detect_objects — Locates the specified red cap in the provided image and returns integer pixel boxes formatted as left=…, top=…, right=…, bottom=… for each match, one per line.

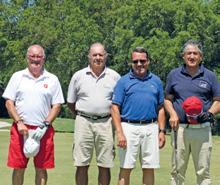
left=182, top=96, right=203, bottom=124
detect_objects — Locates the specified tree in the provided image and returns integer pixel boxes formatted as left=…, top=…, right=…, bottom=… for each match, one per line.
left=1, top=0, right=219, bottom=101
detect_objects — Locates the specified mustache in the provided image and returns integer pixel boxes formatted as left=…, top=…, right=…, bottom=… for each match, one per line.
left=94, top=59, right=103, bottom=62
left=30, top=61, right=41, bottom=65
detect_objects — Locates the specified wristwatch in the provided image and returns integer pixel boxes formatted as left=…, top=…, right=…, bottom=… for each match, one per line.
left=159, top=128, right=166, bottom=134
left=15, top=119, right=23, bottom=124
left=43, top=121, right=50, bottom=127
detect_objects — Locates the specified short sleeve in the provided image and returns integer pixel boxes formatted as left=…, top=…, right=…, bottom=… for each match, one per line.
left=165, top=71, right=173, bottom=97
left=51, top=77, right=65, bottom=105
left=2, top=73, right=21, bottom=101
left=67, top=74, right=78, bottom=103
left=112, top=79, right=125, bottom=106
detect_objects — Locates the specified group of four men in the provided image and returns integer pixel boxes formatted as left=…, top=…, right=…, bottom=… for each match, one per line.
left=2, top=40, right=220, bottom=185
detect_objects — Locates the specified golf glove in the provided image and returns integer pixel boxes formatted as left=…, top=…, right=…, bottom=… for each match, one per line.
left=197, top=112, right=215, bottom=123
left=32, top=125, right=48, bottom=140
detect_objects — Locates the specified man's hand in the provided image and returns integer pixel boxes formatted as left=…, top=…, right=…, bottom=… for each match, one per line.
left=197, top=112, right=215, bottom=123
left=116, top=131, right=127, bottom=149
left=159, top=132, right=166, bottom=149
left=17, top=121, right=28, bottom=136
left=32, top=125, right=48, bottom=140
left=169, top=112, right=179, bottom=129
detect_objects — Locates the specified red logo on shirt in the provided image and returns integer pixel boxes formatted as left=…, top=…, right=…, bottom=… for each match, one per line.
left=44, top=84, right=48, bottom=88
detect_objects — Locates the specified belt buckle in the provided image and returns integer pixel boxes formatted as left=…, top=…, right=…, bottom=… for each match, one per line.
left=91, top=115, right=98, bottom=120
left=140, top=120, right=145, bottom=124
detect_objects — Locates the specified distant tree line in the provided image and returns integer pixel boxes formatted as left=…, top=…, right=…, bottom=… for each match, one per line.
left=0, top=0, right=220, bottom=120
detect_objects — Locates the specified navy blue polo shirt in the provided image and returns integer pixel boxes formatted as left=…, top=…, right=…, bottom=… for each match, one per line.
left=112, top=70, right=164, bottom=120
left=165, top=64, right=220, bottom=123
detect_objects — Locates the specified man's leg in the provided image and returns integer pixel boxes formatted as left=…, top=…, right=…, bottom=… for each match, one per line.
left=35, top=168, right=47, bottom=185
left=9, top=124, right=28, bottom=185
left=94, top=118, right=114, bottom=185
left=118, top=168, right=132, bottom=185
left=12, top=169, right=25, bottom=185
left=74, top=117, right=94, bottom=185
left=142, top=168, right=154, bottom=185
left=75, top=166, right=89, bottom=185
left=191, top=127, right=212, bottom=185
left=171, top=127, right=190, bottom=185
left=98, top=166, right=110, bottom=185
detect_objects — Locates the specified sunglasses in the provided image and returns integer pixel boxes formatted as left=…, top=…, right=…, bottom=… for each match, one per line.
left=132, top=60, right=147, bottom=64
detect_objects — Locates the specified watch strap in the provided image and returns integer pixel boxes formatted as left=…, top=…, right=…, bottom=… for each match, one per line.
left=159, top=128, right=166, bottom=134
left=43, top=121, right=50, bottom=127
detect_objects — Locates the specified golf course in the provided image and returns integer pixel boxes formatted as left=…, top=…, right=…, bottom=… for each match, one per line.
left=1, top=118, right=220, bottom=185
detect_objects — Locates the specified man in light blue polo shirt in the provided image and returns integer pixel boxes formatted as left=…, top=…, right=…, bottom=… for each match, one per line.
left=67, top=42, right=120, bottom=185
left=164, top=40, right=220, bottom=185
left=111, top=47, right=166, bottom=185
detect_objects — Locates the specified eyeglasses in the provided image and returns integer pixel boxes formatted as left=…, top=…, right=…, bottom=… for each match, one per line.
left=132, top=60, right=147, bottom=64
left=28, top=55, right=44, bottom=60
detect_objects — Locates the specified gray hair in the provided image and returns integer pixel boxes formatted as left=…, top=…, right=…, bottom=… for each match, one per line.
left=26, top=44, right=46, bottom=58
left=88, top=42, right=107, bottom=56
left=181, top=40, right=203, bottom=56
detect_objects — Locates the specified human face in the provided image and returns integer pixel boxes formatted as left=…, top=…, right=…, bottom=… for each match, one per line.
left=182, top=44, right=202, bottom=68
left=27, top=45, right=45, bottom=78
left=88, top=44, right=107, bottom=73
left=131, top=52, right=149, bottom=77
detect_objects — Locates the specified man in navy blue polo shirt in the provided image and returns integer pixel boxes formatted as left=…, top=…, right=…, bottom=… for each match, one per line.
left=111, top=47, right=166, bottom=185
left=164, top=40, right=220, bottom=185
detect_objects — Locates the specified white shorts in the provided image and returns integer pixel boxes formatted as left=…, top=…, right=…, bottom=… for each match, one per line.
left=119, top=122, right=160, bottom=169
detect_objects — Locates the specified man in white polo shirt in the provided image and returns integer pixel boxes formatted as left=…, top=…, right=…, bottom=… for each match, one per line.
left=3, top=44, right=64, bottom=185
left=67, top=42, right=120, bottom=185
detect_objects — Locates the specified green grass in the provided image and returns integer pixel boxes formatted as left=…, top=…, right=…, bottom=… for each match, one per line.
left=1, top=118, right=220, bottom=185
left=0, top=118, right=74, bottom=132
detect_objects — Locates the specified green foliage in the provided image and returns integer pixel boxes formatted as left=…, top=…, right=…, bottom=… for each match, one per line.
left=1, top=0, right=220, bottom=116
left=59, top=104, right=74, bottom=119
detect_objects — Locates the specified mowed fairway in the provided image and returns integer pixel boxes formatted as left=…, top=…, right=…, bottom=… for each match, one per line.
left=0, top=119, right=220, bottom=185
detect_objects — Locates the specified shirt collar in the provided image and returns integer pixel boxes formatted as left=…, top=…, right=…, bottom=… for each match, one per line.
left=86, top=65, right=107, bottom=76
left=181, top=64, right=204, bottom=77
left=129, top=69, right=152, bottom=80
left=23, top=68, right=49, bottom=79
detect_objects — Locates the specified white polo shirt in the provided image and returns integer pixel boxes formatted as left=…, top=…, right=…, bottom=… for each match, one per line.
left=3, top=68, right=64, bottom=126
left=67, top=66, right=120, bottom=114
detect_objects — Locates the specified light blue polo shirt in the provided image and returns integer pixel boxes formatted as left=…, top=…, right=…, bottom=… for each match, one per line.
left=112, top=70, right=164, bottom=120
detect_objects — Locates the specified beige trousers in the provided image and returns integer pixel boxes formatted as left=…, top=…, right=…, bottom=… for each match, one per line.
left=171, top=125, right=212, bottom=185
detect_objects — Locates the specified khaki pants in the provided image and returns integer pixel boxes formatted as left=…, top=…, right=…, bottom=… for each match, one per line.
left=171, top=125, right=212, bottom=185
left=73, top=115, right=114, bottom=168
